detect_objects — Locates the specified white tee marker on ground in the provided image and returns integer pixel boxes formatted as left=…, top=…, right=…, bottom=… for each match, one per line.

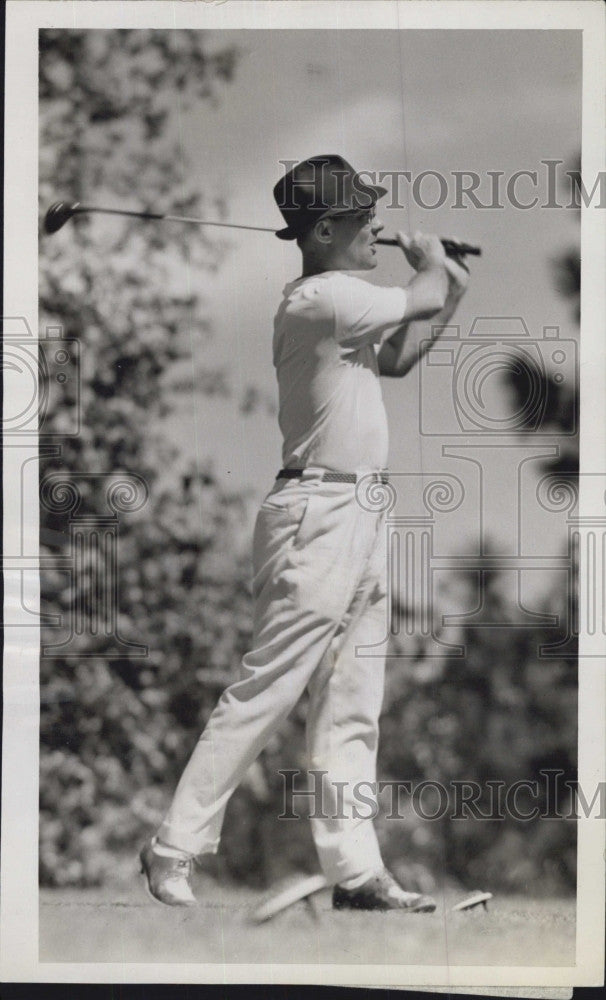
left=452, top=891, right=494, bottom=912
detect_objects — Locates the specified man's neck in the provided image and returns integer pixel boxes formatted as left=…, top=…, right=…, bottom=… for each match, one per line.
left=301, top=251, right=347, bottom=277
left=301, top=260, right=329, bottom=278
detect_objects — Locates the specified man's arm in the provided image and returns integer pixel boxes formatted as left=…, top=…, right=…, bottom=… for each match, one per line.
left=378, top=250, right=469, bottom=378
left=398, top=231, right=449, bottom=321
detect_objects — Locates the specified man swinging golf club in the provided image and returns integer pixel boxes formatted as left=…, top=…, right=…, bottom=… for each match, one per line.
left=140, top=155, right=470, bottom=911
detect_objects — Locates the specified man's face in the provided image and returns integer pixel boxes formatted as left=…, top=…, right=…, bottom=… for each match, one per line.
left=327, top=207, right=384, bottom=271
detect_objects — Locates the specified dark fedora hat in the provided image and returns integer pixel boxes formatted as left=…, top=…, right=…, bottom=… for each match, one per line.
left=273, top=154, right=387, bottom=241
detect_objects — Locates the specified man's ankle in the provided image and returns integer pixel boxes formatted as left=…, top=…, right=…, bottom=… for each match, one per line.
left=338, top=866, right=384, bottom=890
left=151, top=836, right=193, bottom=860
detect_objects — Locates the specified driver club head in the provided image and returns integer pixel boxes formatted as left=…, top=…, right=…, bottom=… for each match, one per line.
left=43, top=201, right=81, bottom=235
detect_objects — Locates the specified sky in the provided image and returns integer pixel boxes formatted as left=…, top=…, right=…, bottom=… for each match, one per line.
left=161, top=28, right=581, bottom=600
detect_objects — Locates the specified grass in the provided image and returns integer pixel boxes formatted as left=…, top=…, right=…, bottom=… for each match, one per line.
left=39, top=870, right=576, bottom=968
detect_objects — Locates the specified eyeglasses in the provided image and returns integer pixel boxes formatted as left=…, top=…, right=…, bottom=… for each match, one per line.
left=328, top=208, right=377, bottom=226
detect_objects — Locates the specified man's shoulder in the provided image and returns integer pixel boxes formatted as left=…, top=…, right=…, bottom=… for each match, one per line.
left=280, top=272, right=338, bottom=318
left=328, top=272, right=396, bottom=312
left=283, top=271, right=370, bottom=293
left=297, top=270, right=376, bottom=303
left=322, top=270, right=373, bottom=289
left=277, top=272, right=389, bottom=329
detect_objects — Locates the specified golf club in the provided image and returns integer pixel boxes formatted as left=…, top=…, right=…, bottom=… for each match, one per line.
left=43, top=200, right=482, bottom=257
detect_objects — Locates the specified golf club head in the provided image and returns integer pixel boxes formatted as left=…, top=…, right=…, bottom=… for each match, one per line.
left=44, top=201, right=80, bottom=235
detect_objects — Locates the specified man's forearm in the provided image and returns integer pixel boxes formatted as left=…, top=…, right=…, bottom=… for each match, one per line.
left=403, top=264, right=449, bottom=321
left=378, top=286, right=465, bottom=377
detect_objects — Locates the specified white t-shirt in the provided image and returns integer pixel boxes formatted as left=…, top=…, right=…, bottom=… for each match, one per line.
left=273, top=271, right=408, bottom=473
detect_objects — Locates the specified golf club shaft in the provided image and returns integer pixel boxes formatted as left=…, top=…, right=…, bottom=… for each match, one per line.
left=59, top=203, right=482, bottom=255
left=72, top=204, right=282, bottom=234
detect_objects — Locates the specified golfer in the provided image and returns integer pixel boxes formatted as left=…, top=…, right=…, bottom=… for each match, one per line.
left=140, top=155, right=470, bottom=910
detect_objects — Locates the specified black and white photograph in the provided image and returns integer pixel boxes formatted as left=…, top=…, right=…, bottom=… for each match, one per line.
left=1, top=0, right=605, bottom=989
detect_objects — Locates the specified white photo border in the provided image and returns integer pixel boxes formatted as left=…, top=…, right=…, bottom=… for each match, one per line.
left=2, top=0, right=604, bottom=987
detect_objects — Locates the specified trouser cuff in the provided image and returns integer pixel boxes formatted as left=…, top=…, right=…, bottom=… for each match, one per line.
left=337, top=866, right=384, bottom=890
left=156, top=822, right=220, bottom=859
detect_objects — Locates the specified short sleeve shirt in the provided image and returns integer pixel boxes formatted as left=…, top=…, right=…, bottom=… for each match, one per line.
left=273, top=271, right=408, bottom=473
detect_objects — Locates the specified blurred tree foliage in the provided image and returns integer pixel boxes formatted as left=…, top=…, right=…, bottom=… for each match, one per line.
left=503, top=153, right=580, bottom=479
left=552, top=155, right=581, bottom=326
left=38, top=31, right=579, bottom=895
left=376, top=570, right=577, bottom=896
left=38, top=29, right=255, bottom=887
left=437, top=155, right=582, bottom=894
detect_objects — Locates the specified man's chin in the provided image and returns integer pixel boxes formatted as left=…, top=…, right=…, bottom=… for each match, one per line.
left=344, top=254, right=378, bottom=272
left=357, top=254, right=378, bottom=270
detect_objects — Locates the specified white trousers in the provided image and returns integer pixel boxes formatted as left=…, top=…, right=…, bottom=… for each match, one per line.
left=157, top=470, right=389, bottom=885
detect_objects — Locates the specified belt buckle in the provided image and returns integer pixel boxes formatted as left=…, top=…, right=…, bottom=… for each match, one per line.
left=372, top=471, right=389, bottom=485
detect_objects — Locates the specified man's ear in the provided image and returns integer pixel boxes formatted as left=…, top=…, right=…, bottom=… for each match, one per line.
left=314, top=219, right=334, bottom=245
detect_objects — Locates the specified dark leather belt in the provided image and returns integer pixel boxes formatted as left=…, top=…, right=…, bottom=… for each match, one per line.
left=277, top=468, right=389, bottom=485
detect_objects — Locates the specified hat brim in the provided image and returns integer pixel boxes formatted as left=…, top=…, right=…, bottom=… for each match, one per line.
left=275, top=183, right=388, bottom=241
left=275, top=226, right=300, bottom=241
